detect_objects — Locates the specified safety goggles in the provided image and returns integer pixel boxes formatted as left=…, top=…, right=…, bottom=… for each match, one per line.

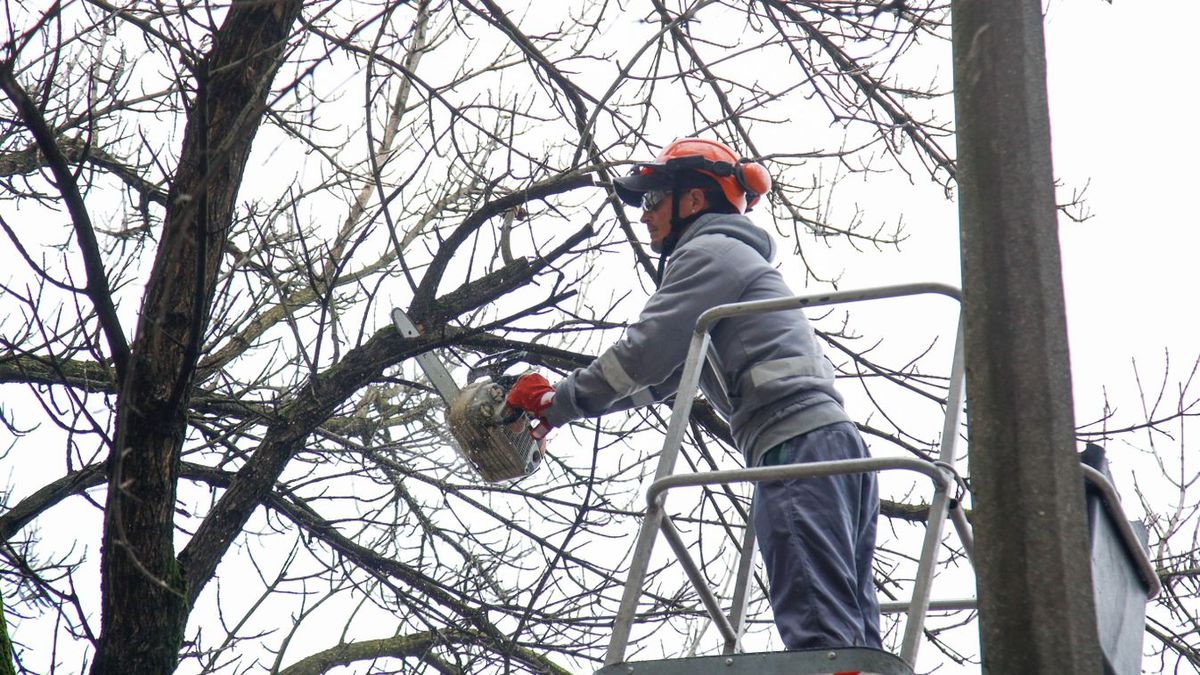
left=641, top=189, right=669, bottom=211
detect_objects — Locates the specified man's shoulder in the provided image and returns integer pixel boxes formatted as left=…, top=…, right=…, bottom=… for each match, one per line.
left=662, top=235, right=771, bottom=292
left=678, top=228, right=754, bottom=253
left=674, top=230, right=769, bottom=268
left=678, top=214, right=774, bottom=259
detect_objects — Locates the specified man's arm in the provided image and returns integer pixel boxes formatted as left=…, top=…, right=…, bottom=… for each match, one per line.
left=542, top=242, right=746, bottom=428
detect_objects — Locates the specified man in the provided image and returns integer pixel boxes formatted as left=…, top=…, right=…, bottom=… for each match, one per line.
left=507, top=138, right=882, bottom=650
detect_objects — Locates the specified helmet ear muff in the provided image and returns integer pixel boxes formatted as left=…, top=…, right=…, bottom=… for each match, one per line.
left=735, top=160, right=772, bottom=211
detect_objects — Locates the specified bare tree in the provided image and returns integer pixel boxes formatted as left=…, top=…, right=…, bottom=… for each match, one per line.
left=0, top=1, right=1193, bottom=674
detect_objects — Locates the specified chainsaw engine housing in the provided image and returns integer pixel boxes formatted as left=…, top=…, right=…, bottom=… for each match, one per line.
left=446, top=379, right=544, bottom=482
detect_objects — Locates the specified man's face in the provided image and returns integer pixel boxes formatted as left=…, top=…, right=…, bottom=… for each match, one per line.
left=640, top=188, right=705, bottom=253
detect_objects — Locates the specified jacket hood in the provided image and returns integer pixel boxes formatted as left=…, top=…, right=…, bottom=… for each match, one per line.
left=674, top=212, right=776, bottom=263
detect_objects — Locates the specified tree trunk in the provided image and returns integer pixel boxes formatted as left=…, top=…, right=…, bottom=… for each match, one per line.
left=91, top=2, right=304, bottom=673
left=0, top=596, right=15, bottom=675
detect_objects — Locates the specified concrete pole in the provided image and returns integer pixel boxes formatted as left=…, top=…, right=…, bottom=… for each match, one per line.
left=951, top=1, right=1103, bottom=672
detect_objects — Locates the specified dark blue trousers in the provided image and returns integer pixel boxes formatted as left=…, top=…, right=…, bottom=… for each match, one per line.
left=751, top=421, right=882, bottom=650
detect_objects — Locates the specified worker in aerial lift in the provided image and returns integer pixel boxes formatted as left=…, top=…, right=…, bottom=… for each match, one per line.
left=505, top=137, right=882, bottom=651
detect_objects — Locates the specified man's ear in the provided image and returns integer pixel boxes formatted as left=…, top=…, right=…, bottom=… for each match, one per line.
left=688, top=187, right=709, bottom=214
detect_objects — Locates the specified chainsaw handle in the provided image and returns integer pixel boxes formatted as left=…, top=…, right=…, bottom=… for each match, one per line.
left=494, top=373, right=521, bottom=390
left=498, top=404, right=524, bottom=425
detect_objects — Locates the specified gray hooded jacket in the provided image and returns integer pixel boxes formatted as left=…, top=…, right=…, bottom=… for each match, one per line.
left=543, top=212, right=849, bottom=466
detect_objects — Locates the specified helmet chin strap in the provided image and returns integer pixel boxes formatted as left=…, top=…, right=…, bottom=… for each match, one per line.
left=654, top=176, right=708, bottom=285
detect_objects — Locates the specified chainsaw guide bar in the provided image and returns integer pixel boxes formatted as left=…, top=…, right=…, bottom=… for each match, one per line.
left=391, top=308, right=543, bottom=482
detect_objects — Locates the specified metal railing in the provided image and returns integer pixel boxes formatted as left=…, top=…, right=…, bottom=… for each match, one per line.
left=603, top=283, right=970, bottom=668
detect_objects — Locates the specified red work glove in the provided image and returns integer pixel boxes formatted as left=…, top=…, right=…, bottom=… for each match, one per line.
left=506, top=373, right=556, bottom=417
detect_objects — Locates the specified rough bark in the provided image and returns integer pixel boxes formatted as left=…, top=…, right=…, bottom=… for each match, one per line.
left=0, top=596, right=14, bottom=675
left=91, top=2, right=305, bottom=673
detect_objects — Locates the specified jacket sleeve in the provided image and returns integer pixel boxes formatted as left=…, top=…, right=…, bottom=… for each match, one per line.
left=543, top=240, right=746, bottom=428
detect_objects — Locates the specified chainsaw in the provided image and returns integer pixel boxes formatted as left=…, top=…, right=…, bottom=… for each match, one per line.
left=391, top=308, right=545, bottom=482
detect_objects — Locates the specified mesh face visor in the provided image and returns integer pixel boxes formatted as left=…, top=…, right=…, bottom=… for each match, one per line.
left=641, top=189, right=669, bottom=211
left=613, top=149, right=769, bottom=214
left=614, top=161, right=720, bottom=207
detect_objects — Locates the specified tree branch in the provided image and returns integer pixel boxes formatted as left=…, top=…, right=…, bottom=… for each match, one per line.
left=409, top=171, right=595, bottom=320
left=0, top=65, right=131, bottom=383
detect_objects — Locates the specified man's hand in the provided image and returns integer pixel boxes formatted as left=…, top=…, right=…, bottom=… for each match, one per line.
left=507, top=373, right=555, bottom=441
left=506, top=373, right=556, bottom=417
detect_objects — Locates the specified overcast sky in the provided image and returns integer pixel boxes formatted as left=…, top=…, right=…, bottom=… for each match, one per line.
left=1, top=3, right=1191, bottom=671
left=1046, top=1, right=1198, bottom=428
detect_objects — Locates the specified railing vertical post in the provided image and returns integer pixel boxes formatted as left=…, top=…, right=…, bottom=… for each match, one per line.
left=723, top=506, right=757, bottom=655
left=604, top=331, right=713, bottom=666
left=900, top=318, right=966, bottom=664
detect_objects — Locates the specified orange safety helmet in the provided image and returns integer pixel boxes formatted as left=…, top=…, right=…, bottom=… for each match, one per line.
left=613, top=138, right=772, bottom=214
